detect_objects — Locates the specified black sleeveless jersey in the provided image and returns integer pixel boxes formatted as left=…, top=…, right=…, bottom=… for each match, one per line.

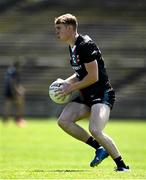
left=69, top=34, right=113, bottom=97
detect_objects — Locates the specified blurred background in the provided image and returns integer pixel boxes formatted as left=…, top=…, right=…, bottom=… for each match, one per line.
left=0, top=0, right=145, bottom=119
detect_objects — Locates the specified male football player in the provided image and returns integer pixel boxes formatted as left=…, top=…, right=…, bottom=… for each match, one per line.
left=54, top=13, right=129, bottom=171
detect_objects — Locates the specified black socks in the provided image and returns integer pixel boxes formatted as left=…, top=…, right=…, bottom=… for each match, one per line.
left=114, top=156, right=127, bottom=168
left=86, top=136, right=100, bottom=149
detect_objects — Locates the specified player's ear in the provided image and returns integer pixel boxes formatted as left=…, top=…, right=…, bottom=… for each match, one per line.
left=67, top=25, right=73, bottom=31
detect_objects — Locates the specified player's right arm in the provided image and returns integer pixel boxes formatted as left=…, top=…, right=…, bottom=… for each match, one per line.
left=65, top=73, right=78, bottom=84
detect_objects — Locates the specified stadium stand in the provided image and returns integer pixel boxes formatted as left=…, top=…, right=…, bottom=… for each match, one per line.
left=0, top=0, right=146, bottom=118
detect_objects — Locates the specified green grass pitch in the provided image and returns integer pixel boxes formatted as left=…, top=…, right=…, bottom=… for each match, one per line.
left=0, top=118, right=146, bottom=179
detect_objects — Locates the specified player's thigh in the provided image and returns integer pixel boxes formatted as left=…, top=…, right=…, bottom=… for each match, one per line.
left=89, top=103, right=110, bottom=132
left=59, top=102, right=90, bottom=123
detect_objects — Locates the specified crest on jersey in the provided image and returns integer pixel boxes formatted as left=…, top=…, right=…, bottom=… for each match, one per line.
left=72, top=54, right=77, bottom=64
left=72, top=54, right=80, bottom=65
left=77, top=55, right=80, bottom=62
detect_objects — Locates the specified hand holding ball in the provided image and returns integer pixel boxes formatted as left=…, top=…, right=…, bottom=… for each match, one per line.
left=49, top=79, right=71, bottom=104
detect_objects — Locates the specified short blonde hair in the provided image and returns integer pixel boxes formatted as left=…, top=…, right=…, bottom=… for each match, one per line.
left=54, top=13, right=78, bottom=30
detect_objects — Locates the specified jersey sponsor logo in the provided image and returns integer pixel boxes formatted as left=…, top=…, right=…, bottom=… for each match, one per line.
left=72, top=65, right=82, bottom=70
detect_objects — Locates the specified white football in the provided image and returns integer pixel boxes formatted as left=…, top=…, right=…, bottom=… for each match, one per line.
left=49, top=79, right=71, bottom=104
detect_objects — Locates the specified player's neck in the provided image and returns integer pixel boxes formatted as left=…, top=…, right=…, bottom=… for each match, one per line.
left=69, top=33, right=79, bottom=48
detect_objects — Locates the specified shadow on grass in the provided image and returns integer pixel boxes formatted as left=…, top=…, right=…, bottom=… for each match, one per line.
left=0, top=169, right=91, bottom=173
left=32, top=169, right=91, bottom=173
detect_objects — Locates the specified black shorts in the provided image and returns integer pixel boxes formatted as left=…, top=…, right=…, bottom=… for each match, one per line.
left=72, top=89, right=115, bottom=109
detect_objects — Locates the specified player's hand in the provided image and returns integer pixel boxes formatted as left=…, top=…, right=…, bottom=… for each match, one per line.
left=51, top=78, right=64, bottom=87
left=55, top=82, right=72, bottom=98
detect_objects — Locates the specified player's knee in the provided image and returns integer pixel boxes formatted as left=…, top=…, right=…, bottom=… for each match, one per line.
left=89, top=126, right=103, bottom=140
left=57, top=117, right=64, bottom=128
left=57, top=117, right=69, bottom=130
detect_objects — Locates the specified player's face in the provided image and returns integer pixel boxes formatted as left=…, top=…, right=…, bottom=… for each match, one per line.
left=55, top=24, right=71, bottom=42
